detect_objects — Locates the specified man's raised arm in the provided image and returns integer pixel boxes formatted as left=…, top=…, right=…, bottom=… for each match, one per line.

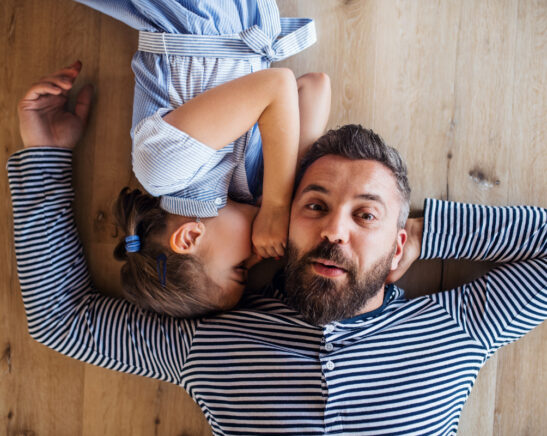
left=419, top=198, right=546, bottom=353
left=8, top=62, right=196, bottom=385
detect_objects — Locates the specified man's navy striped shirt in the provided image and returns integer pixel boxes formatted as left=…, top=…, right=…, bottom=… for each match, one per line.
left=8, top=148, right=547, bottom=435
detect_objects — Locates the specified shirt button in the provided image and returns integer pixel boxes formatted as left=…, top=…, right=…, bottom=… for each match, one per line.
left=326, top=360, right=335, bottom=370
left=325, top=343, right=334, bottom=352
left=214, top=197, right=222, bottom=206
left=325, top=325, right=334, bottom=334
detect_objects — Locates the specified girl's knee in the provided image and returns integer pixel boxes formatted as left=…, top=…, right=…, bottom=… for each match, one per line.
left=297, top=72, right=331, bottom=94
left=269, top=67, right=297, bottom=90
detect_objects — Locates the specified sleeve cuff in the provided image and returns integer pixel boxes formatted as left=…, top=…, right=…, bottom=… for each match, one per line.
left=420, top=198, right=447, bottom=260
left=7, top=147, right=73, bottom=172
left=7, top=147, right=74, bottom=197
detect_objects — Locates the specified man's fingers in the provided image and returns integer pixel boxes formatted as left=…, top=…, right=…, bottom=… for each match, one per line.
left=74, top=84, right=94, bottom=125
left=22, top=83, right=63, bottom=101
left=36, top=61, right=82, bottom=93
left=20, top=94, right=67, bottom=111
left=41, top=75, right=74, bottom=92
left=48, top=60, right=82, bottom=81
left=64, top=60, right=82, bottom=76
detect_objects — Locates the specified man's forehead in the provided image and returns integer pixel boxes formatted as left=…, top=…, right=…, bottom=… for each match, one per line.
left=297, top=155, right=398, bottom=196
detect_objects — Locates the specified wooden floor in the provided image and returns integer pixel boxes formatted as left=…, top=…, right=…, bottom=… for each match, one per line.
left=1, top=0, right=545, bottom=435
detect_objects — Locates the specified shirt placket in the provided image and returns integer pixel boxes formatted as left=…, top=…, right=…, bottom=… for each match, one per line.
left=320, top=323, right=344, bottom=434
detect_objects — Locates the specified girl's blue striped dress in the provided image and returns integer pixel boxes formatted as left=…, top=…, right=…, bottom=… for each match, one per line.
left=75, top=0, right=316, bottom=217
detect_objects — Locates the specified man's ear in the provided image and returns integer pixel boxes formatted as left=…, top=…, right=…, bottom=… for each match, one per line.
left=390, top=229, right=408, bottom=271
left=170, top=222, right=205, bottom=254
left=385, top=229, right=408, bottom=284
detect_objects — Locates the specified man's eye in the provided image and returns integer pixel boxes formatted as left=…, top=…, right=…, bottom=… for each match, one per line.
left=306, top=203, right=324, bottom=211
left=357, top=212, right=375, bottom=221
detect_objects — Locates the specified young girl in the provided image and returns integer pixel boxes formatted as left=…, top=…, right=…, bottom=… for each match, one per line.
left=74, top=0, right=331, bottom=317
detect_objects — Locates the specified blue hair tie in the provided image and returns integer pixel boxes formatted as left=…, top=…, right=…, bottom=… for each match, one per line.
left=125, top=235, right=141, bottom=253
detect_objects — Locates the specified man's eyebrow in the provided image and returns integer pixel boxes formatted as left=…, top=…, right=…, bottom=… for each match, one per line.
left=301, top=185, right=386, bottom=207
left=356, top=193, right=385, bottom=208
left=301, top=184, right=329, bottom=194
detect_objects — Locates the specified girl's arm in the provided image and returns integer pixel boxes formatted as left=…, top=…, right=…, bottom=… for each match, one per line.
left=248, top=72, right=331, bottom=259
left=163, top=68, right=301, bottom=259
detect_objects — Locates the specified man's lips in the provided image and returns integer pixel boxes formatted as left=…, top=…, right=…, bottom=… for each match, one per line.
left=310, top=259, right=347, bottom=278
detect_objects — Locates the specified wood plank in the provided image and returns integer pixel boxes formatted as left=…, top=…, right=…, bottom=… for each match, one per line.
left=492, top=0, right=547, bottom=433
left=81, top=366, right=211, bottom=436
left=0, top=2, right=95, bottom=435
left=443, top=0, right=546, bottom=434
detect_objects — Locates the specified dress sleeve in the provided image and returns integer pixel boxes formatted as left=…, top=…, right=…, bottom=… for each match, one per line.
left=131, top=109, right=219, bottom=197
left=73, top=0, right=159, bottom=31
left=421, top=199, right=547, bottom=354
left=7, top=148, right=198, bottom=385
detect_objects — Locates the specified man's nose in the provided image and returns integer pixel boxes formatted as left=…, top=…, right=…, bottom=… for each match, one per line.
left=320, top=211, right=349, bottom=244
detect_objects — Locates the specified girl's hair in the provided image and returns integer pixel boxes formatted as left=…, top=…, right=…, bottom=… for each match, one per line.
left=113, top=188, right=222, bottom=318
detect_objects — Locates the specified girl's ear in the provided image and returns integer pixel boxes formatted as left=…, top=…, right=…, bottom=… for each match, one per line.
left=170, top=222, right=205, bottom=254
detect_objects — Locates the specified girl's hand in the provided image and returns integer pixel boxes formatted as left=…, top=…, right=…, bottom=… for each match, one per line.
left=251, top=203, right=290, bottom=259
left=18, top=61, right=93, bottom=149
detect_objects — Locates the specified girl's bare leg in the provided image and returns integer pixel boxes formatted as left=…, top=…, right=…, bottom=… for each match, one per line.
left=296, top=72, right=331, bottom=160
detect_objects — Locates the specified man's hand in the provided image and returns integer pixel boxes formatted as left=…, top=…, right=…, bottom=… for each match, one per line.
left=386, top=217, right=424, bottom=283
left=18, top=61, right=93, bottom=149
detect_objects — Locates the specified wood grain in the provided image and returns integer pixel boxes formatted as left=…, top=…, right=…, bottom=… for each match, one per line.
left=1, top=1, right=545, bottom=435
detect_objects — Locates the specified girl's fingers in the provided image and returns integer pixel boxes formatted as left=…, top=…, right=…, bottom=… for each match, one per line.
left=266, top=246, right=278, bottom=259
left=256, top=245, right=272, bottom=260
left=274, top=243, right=285, bottom=258
left=256, top=241, right=285, bottom=259
left=262, top=247, right=273, bottom=259
left=273, top=246, right=284, bottom=259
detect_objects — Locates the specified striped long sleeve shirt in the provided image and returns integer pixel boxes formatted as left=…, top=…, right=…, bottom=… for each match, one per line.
left=8, top=148, right=547, bottom=435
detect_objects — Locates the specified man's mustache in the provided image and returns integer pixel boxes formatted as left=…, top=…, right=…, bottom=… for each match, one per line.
left=300, top=240, right=355, bottom=273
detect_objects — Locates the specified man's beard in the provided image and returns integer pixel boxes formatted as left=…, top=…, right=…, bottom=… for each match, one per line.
left=284, top=239, right=395, bottom=326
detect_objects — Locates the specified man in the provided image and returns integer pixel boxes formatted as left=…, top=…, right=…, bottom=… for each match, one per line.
left=9, top=65, right=546, bottom=435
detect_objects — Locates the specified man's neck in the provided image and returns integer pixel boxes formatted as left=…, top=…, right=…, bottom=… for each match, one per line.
left=354, top=285, right=386, bottom=317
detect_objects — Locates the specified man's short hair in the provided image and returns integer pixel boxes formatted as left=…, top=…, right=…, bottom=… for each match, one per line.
left=297, top=124, right=411, bottom=228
